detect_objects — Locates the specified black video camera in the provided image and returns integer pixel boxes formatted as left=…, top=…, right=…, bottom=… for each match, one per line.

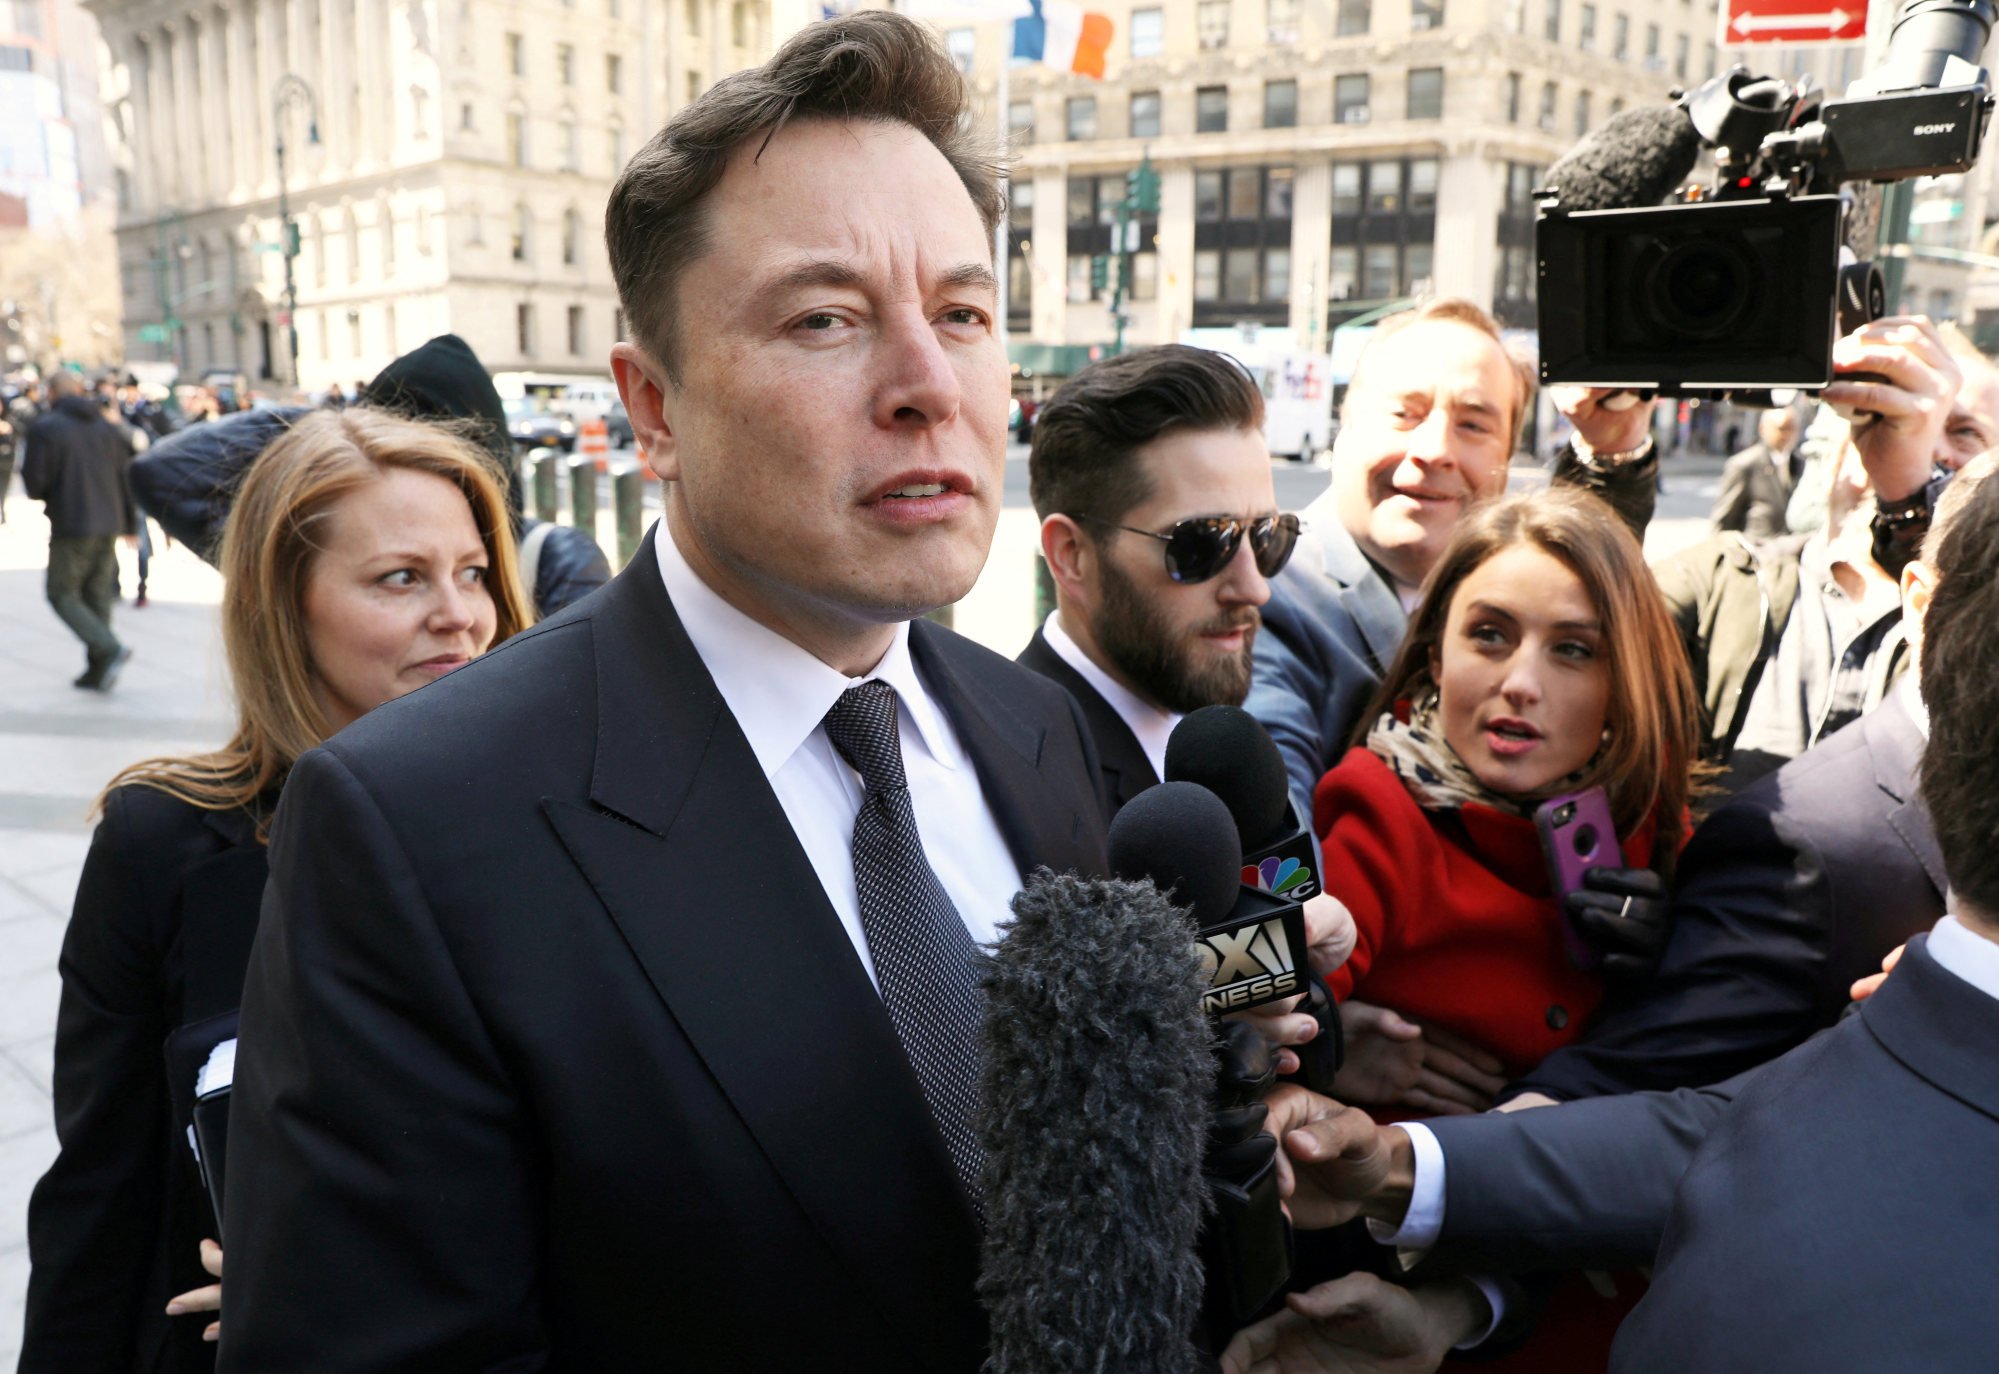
left=1538, top=0, right=1996, bottom=400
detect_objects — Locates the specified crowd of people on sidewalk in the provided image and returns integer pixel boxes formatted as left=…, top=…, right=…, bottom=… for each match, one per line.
left=11, top=12, right=1999, bottom=1374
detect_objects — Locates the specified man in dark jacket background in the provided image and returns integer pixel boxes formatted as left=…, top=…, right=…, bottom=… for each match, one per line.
left=21, top=371, right=137, bottom=690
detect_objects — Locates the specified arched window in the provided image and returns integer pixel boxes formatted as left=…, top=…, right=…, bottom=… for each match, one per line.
left=511, top=203, right=531, bottom=262
left=562, top=208, right=580, bottom=266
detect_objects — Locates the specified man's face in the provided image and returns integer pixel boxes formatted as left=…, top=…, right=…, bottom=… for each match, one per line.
left=1760, top=409, right=1800, bottom=453
left=1331, top=321, right=1517, bottom=593
left=1086, top=426, right=1277, bottom=715
left=621, top=118, right=1007, bottom=644
left=1938, top=362, right=1999, bottom=472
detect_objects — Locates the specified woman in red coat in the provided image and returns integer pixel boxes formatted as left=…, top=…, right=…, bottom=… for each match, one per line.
left=1311, top=487, right=1704, bottom=1369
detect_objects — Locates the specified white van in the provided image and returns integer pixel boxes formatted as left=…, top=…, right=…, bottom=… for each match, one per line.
left=556, top=377, right=620, bottom=422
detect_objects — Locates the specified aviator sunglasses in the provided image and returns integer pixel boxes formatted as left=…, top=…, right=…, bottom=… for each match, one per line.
left=1077, top=512, right=1303, bottom=585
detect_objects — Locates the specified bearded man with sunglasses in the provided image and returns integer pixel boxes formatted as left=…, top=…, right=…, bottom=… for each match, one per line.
left=1022, top=345, right=1299, bottom=819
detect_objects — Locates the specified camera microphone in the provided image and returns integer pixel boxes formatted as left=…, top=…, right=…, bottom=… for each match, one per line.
left=1543, top=102, right=1705, bottom=211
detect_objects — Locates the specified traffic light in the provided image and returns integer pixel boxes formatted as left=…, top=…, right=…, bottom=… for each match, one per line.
left=1090, top=254, right=1109, bottom=294
left=285, top=222, right=301, bottom=256
left=1126, top=158, right=1161, bottom=215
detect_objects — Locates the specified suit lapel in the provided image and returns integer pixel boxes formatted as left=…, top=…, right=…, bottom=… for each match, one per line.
left=1311, top=518, right=1406, bottom=672
left=913, top=621, right=1103, bottom=879
left=544, top=532, right=983, bottom=1367
left=1017, top=628, right=1158, bottom=814
left=1869, top=690, right=1948, bottom=897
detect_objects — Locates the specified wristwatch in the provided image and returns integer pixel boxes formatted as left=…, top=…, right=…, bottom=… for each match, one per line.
left=1569, top=431, right=1656, bottom=471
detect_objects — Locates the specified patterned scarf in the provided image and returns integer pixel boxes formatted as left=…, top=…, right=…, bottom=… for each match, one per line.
left=1364, top=692, right=1597, bottom=817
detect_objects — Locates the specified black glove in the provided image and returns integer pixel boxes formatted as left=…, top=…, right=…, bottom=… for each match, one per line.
left=1564, top=866, right=1671, bottom=982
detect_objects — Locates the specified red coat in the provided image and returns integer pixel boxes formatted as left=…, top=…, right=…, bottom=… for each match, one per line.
left=1313, top=747, right=1664, bottom=1076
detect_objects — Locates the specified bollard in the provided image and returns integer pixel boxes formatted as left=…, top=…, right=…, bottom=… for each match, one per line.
left=529, top=448, right=560, bottom=523
left=568, top=455, right=598, bottom=535
left=1033, top=553, right=1057, bottom=625
left=613, top=466, right=646, bottom=569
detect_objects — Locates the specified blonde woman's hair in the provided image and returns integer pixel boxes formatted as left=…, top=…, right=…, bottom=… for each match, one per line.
left=99, top=408, right=533, bottom=830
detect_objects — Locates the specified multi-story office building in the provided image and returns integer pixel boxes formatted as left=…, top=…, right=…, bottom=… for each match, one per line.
left=85, top=0, right=792, bottom=388
left=942, top=0, right=1723, bottom=364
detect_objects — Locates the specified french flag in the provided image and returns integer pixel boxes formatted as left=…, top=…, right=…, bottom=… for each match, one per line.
left=1012, top=0, right=1113, bottom=78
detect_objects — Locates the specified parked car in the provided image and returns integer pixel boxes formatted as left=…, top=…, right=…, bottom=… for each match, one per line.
left=505, top=396, right=576, bottom=452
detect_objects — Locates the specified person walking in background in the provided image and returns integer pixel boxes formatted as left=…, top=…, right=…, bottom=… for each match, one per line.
left=1711, top=407, right=1803, bottom=543
left=18, top=407, right=532, bottom=1374
left=21, top=371, right=138, bottom=690
left=99, top=386, right=156, bottom=607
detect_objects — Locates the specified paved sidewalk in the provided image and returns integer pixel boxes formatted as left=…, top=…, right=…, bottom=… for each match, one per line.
left=0, top=487, right=230, bottom=1367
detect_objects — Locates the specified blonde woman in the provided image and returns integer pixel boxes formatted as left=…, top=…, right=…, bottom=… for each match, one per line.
left=20, top=408, right=532, bottom=1373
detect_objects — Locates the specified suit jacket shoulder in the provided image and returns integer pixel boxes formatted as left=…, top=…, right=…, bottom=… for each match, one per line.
left=1015, top=627, right=1156, bottom=820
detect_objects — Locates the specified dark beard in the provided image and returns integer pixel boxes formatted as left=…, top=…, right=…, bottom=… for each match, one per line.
left=1094, top=555, right=1259, bottom=716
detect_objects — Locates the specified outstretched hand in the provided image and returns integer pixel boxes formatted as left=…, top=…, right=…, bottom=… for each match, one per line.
left=1334, top=1002, right=1506, bottom=1116
left=1221, top=1273, right=1486, bottom=1374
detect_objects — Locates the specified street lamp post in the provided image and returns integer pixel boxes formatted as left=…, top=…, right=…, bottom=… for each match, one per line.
left=272, top=73, right=320, bottom=387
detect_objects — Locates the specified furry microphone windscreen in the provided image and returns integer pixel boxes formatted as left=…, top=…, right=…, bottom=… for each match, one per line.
left=978, top=870, right=1215, bottom=1374
left=1544, top=102, right=1705, bottom=212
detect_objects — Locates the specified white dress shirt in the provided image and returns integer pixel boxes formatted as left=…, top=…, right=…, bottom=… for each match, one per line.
left=1042, top=610, right=1181, bottom=781
left=655, top=526, right=1025, bottom=990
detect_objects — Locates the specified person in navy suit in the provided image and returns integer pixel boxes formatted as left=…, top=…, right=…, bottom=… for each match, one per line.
left=218, top=17, right=1110, bottom=1372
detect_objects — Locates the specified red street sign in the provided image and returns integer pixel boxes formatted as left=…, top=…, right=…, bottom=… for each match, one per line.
left=1720, top=0, right=1865, bottom=44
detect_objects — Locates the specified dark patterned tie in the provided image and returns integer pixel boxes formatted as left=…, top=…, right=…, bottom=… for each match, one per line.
left=822, top=680, right=986, bottom=1216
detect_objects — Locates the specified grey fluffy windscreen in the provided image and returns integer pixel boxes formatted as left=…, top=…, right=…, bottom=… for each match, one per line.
left=1544, top=102, right=1705, bottom=211
left=978, top=870, right=1215, bottom=1374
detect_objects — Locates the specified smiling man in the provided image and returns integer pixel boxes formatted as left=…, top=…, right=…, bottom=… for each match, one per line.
left=1020, top=345, right=1295, bottom=816
left=218, top=17, right=1109, bottom=1372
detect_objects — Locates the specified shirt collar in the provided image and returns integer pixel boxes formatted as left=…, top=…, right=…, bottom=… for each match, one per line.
left=1896, top=670, right=1929, bottom=738
left=654, top=523, right=962, bottom=780
left=1926, top=914, right=1999, bottom=1005
left=1043, top=610, right=1180, bottom=781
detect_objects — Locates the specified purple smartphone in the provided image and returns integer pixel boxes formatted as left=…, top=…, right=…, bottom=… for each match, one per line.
left=1534, top=788, right=1618, bottom=972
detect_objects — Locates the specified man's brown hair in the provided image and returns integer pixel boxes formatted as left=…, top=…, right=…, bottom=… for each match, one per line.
left=1343, top=298, right=1537, bottom=453
left=1029, top=344, right=1266, bottom=526
left=605, top=11, right=1002, bottom=383
left=1916, top=453, right=1999, bottom=920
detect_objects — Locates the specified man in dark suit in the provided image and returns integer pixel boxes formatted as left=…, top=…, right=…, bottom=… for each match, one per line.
left=1710, top=405, right=1802, bottom=542
left=219, top=17, right=1107, bottom=1371
left=1018, top=345, right=1296, bottom=819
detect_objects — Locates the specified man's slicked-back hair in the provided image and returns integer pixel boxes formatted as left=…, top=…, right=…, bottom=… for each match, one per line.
left=1029, top=344, right=1267, bottom=527
left=605, top=11, right=1002, bottom=383
left=1916, top=453, right=1999, bottom=919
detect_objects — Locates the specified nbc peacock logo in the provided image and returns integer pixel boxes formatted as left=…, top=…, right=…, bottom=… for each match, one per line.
left=1242, top=855, right=1315, bottom=898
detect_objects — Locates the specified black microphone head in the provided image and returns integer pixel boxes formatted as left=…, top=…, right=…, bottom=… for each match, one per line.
left=1107, top=781, right=1242, bottom=930
left=1164, top=706, right=1293, bottom=851
left=1544, top=101, right=1704, bottom=212
left=980, top=869, right=1213, bottom=1374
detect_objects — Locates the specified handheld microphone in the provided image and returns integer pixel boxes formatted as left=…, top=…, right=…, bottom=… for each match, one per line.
left=1165, top=708, right=1343, bottom=1094
left=979, top=868, right=1213, bottom=1374
left=1543, top=101, right=1705, bottom=212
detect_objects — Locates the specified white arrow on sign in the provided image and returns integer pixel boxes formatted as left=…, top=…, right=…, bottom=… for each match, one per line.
left=1730, top=8, right=1855, bottom=34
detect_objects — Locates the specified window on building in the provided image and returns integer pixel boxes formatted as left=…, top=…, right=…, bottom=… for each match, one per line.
left=1337, top=0, right=1370, bottom=36
left=608, top=0, right=619, bottom=16
left=1399, top=161, right=1433, bottom=216
left=1336, top=73, right=1369, bottom=122
left=1405, top=242, right=1433, bottom=293
left=512, top=204, right=531, bottom=262
left=1330, top=245, right=1358, bottom=300
left=507, top=31, right=524, bottom=75
left=1194, top=249, right=1221, bottom=301
left=607, top=53, right=622, bottom=92
left=1066, top=96, right=1097, bottom=140
left=1266, top=165, right=1295, bottom=217
left=1265, top=248, right=1291, bottom=303
left=348, top=310, right=362, bottom=357
left=1132, top=251, right=1158, bottom=301
left=1539, top=80, right=1557, bottom=130
left=558, top=43, right=573, bottom=84
left=517, top=303, right=533, bottom=355
left=1505, top=70, right=1521, bottom=122
left=1197, top=85, right=1228, bottom=132
left=1543, top=0, right=1561, bottom=41
left=1579, top=3, right=1596, bottom=49
left=1268, top=0, right=1299, bottom=40
left=1227, top=171, right=1261, bottom=219
left=385, top=301, right=398, bottom=353
left=1367, top=159, right=1402, bottom=213
left=1411, top=0, right=1443, bottom=29
left=1069, top=176, right=1097, bottom=224
left=1645, top=21, right=1659, bottom=59
left=507, top=111, right=527, bottom=165
left=732, top=1, right=747, bottom=46
left=1196, top=170, right=1224, bottom=220
left=1264, top=79, right=1297, bottom=129
left=381, top=208, right=395, bottom=274
left=1198, top=0, right=1229, bottom=48
left=685, top=0, right=699, bottom=33
left=411, top=85, right=430, bottom=139
left=1612, top=12, right=1628, bottom=58
left=1130, top=90, right=1161, bottom=138
left=1131, top=7, right=1163, bottom=58
left=1505, top=0, right=1525, bottom=30
left=1610, top=96, right=1624, bottom=115
left=1360, top=244, right=1396, bottom=298
left=1332, top=163, right=1361, bottom=215
left=562, top=119, right=579, bottom=171
left=562, top=208, right=579, bottom=265
left=461, top=101, right=475, bottom=131
left=1008, top=101, right=1035, bottom=147
left=1010, top=178, right=1034, bottom=230
left=947, top=28, right=975, bottom=74
left=1575, top=88, right=1591, bottom=134
left=1224, top=249, right=1257, bottom=302
left=1407, top=68, right=1443, bottom=120
left=568, top=305, right=585, bottom=354
left=1674, top=32, right=1689, bottom=78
